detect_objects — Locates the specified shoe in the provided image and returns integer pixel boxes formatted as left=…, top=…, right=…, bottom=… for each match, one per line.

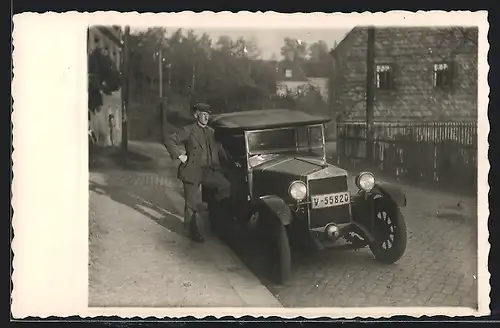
left=189, top=220, right=205, bottom=243
left=190, top=230, right=205, bottom=243
left=216, top=227, right=232, bottom=245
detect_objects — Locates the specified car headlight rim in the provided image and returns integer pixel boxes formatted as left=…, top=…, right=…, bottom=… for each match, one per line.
left=288, top=180, right=307, bottom=201
left=355, top=172, right=375, bottom=192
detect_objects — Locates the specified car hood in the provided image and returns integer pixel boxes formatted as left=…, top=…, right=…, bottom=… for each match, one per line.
left=254, top=155, right=326, bottom=177
left=251, top=155, right=347, bottom=199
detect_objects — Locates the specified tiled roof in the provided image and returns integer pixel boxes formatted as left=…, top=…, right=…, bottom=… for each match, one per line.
left=276, top=60, right=309, bottom=82
left=95, top=26, right=123, bottom=48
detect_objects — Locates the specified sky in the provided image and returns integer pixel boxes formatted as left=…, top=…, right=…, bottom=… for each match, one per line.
left=131, top=27, right=352, bottom=60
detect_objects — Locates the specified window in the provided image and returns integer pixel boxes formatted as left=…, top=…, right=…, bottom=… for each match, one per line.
left=433, top=62, right=453, bottom=89
left=220, top=133, right=246, bottom=160
left=247, top=125, right=324, bottom=156
left=285, top=69, right=292, bottom=78
left=376, top=64, right=393, bottom=90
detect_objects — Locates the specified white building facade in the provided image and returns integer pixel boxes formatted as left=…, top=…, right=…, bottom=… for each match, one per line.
left=87, top=26, right=123, bottom=147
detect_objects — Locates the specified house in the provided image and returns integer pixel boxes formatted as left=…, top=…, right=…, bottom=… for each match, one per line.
left=275, top=60, right=310, bottom=97
left=88, top=25, right=122, bottom=70
left=329, top=26, right=478, bottom=122
left=87, top=25, right=123, bottom=147
left=275, top=60, right=330, bottom=101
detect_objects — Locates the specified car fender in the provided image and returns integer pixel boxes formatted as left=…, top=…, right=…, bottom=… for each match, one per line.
left=372, top=182, right=407, bottom=207
left=255, top=195, right=293, bottom=226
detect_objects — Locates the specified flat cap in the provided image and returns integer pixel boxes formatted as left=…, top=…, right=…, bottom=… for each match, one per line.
left=191, top=102, right=212, bottom=113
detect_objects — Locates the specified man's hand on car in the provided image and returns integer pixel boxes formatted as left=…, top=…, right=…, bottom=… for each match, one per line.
left=178, top=154, right=188, bottom=163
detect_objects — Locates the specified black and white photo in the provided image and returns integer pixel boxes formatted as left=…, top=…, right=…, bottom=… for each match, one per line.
left=11, top=11, right=490, bottom=319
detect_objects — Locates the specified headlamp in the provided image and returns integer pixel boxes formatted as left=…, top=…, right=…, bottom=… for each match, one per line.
left=288, top=181, right=307, bottom=201
left=355, top=172, right=375, bottom=192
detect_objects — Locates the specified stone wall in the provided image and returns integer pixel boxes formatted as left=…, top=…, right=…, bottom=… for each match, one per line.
left=330, top=27, right=478, bottom=122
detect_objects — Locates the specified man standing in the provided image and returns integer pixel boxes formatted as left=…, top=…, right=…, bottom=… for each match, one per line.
left=164, top=103, right=234, bottom=243
left=108, top=113, right=116, bottom=146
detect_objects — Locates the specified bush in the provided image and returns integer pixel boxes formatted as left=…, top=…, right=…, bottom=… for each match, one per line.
left=88, top=48, right=122, bottom=113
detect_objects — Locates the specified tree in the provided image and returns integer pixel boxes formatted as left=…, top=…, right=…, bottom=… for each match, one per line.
left=308, top=40, right=329, bottom=62
left=304, top=40, right=333, bottom=78
left=128, top=27, right=167, bottom=93
left=88, top=48, right=122, bottom=113
left=127, top=30, right=277, bottom=114
left=280, top=37, right=308, bottom=62
left=234, top=37, right=261, bottom=59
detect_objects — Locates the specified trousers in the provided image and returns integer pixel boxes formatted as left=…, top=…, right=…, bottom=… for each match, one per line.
left=183, top=167, right=231, bottom=227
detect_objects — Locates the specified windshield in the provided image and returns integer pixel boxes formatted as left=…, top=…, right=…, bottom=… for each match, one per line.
left=246, top=125, right=325, bottom=158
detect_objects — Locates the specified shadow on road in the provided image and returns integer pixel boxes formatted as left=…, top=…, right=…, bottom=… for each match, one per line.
left=222, top=223, right=381, bottom=289
left=88, top=173, right=424, bottom=303
left=88, top=173, right=391, bottom=291
left=89, top=180, right=187, bottom=238
left=89, top=144, right=180, bottom=174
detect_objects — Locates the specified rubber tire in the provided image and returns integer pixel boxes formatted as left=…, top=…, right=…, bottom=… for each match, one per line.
left=369, top=198, right=407, bottom=264
left=257, top=213, right=292, bottom=284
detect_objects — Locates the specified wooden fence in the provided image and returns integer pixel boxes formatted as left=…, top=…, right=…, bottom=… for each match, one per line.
left=336, top=121, right=478, bottom=192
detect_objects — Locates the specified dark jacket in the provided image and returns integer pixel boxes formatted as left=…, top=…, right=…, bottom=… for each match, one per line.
left=164, top=123, right=230, bottom=184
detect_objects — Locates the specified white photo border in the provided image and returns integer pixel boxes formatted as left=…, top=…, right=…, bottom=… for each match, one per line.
left=11, top=10, right=490, bottom=319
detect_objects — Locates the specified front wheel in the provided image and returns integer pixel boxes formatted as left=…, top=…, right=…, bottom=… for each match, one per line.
left=256, top=212, right=292, bottom=284
left=369, top=198, right=407, bottom=264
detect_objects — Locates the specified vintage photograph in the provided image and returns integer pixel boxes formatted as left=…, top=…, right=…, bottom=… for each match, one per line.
left=86, top=15, right=482, bottom=311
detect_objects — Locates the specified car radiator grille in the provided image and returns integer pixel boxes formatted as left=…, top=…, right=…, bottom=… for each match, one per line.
left=308, top=175, right=351, bottom=228
left=308, top=175, right=348, bottom=195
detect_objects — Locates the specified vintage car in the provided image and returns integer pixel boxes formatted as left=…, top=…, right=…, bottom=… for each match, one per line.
left=201, top=109, right=408, bottom=284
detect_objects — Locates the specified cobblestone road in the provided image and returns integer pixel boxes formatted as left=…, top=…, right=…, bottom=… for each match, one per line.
left=89, top=165, right=281, bottom=307
left=269, top=176, right=478, bottom=308
left=92, top=163, right=478, bottom=309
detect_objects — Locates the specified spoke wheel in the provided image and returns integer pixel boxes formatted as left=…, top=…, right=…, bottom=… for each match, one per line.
left=369, top=199, right=407, bottom=264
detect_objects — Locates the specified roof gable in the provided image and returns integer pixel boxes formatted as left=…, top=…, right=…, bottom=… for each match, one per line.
left=276, top=60, right=309, bottom=82
left=330, top=27, right=360, bottom=58
left=331, top=26, right=478, bottom=59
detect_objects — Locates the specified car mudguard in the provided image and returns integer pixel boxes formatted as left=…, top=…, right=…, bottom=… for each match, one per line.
left=350, top=183, right=406, bottom=243
left=372, top=182, right=407, bottom=207
left=350, top=194, right=377, bottom=243
left=256, top=195, right=293, bottom=226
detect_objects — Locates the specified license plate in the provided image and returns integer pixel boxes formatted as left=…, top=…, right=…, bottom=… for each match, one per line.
left=311, top=192, right=350, bottom=209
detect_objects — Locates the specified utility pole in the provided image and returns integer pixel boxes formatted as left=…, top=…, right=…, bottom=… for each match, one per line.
left=121, top=25, right=131, bottom=157
left=366, top=26, right=375, bottom=163
left=167, top=64, right=172, bottom=86
left=190, top=45, right=196, bottom=104
left=158, top=33, right=166, bottom=141
left=328, top=48, right=337, bottom=136
left=159, top=47, right=163, bottom=98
